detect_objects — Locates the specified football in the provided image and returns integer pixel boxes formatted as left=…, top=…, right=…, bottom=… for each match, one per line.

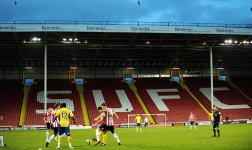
left=85, top=139, right=91, bottom=145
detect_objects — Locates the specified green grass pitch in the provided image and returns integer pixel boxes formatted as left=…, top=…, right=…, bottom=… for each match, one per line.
left=1, top=124, right=252, bottom=150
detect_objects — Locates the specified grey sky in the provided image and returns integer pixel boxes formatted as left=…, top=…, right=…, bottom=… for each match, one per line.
left=0, top=0, right=251, bottom=24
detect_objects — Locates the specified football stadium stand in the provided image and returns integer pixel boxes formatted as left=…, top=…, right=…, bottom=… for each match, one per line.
left=1, top=77, right=252, bottom=126
left=135, top=78, right=209, bottom=122
left=184, top=77, right=252, bottom=120
left=0, top=21, right=252, bottom=127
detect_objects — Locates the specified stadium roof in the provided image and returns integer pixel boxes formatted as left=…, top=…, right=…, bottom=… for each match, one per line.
left=0, top=21, right=252, bottom=69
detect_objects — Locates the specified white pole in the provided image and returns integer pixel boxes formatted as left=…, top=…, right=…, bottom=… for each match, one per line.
left=210, top=46, right=214, bottom=110
left=44, top=44, right=47, bottom=113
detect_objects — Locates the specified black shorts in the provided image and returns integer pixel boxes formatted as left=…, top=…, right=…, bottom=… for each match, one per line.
left=213, top=122, right=219, bottom=129
left=46, top=122, right=53, bottom=130
left=190, top=121, right=195, bottom=125
left=53, top=127, right=58, bottom=135
left=107, top=126, right=115, bottom=134
left=99, top=124, right=107, bottom=132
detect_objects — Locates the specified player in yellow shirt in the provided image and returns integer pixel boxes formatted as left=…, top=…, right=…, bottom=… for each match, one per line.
left=135, top=115, right=142, bottom=132
left=55, top=103, right=76, bottom=149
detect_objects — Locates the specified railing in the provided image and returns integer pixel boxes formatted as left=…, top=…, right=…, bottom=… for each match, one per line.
left=0, top=20, right=251, bottom=28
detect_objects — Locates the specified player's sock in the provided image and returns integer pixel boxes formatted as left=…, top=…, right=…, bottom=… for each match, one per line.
left=102, top=133, right=107, bottom=144
left=113, top=133, right=120, bottom=143
left=213, top=129, right=216, bottom=136
left=136, top=127, right=138, bottom=132
left=46, top=131, right=49, bottom=142
left=217, top=129, right=220, bottom=136
left=100, top=131, right=103, bottom=140
left=96, top=129, right=100, bottom=142
left=57, top=135, right=61, bottom=148
left=67, top=136, right=72, bottom=146
left=0, top=136, right=4, bottom=146
left=48, top=134, right=55, bottom=143
left=140, top=127, right=142, bottom=132
left=194, top=125, right=196, bottom=129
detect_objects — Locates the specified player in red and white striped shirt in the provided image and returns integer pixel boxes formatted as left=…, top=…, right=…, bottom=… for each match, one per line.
left=46, top=103, right=61, bottom=147
left=94, top=106, right=107, bottom=145
left=94, top=103, right=121, bottom=146
left=101, top=103, right=121, bottom=145
left=43, top=107, right=53, bottom=142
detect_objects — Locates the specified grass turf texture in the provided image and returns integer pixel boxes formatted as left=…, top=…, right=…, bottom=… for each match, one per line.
left=1, top=124, right=252, bottom=150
